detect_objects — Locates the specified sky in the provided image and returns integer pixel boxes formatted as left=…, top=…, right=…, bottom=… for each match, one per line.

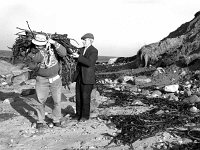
left=0, top=0, right=199, bottom=57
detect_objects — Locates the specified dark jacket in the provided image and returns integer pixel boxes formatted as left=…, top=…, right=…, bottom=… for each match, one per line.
left=73, top=45, right=98, bottom=84
left=28, top=42, right=67, bottom=77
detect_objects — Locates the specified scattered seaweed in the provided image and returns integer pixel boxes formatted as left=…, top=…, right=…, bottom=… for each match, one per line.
left=97, top=81, right=200, bottom=147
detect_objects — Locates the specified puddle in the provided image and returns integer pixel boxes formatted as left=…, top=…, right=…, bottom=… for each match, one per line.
left=0, top=113, right=17, bottom=122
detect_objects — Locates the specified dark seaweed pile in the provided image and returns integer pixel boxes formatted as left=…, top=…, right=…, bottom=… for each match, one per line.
left=96, top=79, right=200, bottom=148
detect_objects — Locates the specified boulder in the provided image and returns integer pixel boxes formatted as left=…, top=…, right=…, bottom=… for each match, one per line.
left=151, top=90, right=162, bottom=98
left=0, top=60, right=20, bottom=75
left=183, top=95, right=200, bottom=104
left=135, top=76, right=151, bottom=85
left=90, top=89, right=101, bottom=113
left=12, top=72, right=29, bottom=85
left=107, top=58, right=118, bottom=64
left=164, top=84, right=179, bottom=93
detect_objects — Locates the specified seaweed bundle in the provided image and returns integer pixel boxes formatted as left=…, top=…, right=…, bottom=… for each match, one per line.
left=9, top=24, right=79, bottom=88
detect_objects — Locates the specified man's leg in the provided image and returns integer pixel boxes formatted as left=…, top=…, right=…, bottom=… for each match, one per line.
left=35, top=76, right=49, bottom=124
left=50, top=77, right=62, bottom=123
left=75, top=77, right=82, bottom=119
left=81, top=84, right=93, bottom=120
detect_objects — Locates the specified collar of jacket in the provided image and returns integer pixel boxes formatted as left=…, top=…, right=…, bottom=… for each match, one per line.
left=81, top=45, right=92, bottom=55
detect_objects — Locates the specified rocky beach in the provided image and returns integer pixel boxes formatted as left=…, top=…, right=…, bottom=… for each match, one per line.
left=1, top=11, right=200, bottom=150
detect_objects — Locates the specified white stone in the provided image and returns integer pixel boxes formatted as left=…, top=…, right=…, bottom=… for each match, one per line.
left=164, top=84, right=179, bottom=93
left=107, top=58, right=118, bottom=64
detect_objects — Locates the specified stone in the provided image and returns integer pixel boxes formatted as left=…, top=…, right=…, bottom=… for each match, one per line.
left=135, top=76, right=151, bottom=85
left=189, top=106, right=200, bottom=113
left=183, top=95, right=200, bottom=104
left=90, top=89, right=101, bottom=112
left=107, top=58, right=118, bottom=64
left=151, top=90, right=162, bottom=98
left=164, top=84, right=179, bottom=93
left=12, top=72, right=29, bottom=85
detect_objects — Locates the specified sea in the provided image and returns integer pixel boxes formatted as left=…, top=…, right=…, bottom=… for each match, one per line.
left=0, top=50, right=13, bottom=58
left=0, top=50, right=115, bottom=63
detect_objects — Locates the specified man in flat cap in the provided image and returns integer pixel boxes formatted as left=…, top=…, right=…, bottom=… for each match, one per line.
left=71, top=33, right=98, bottom=121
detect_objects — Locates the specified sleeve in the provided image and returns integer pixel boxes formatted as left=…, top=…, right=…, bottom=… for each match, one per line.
left=78, top=49, right=98, bottom=67
left=27, top=51, right=43, bottom=70
left=54, top=42, right=67, bottom=57
left=27, top=51, right=43, bottom=63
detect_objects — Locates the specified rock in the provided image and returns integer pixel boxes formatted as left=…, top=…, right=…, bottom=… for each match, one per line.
left=21, top=89, right=36, bottom=96
left=15, top=63, right=26, bottom=69
left=129, top=85, right=138, bottom=92
left=91, top=88, right=100, bottom=100
left=152, top=70, right=159, bottom=77
left=90, top=112, right=98, bottom=118
left=184, top=90, right=192, bottom=96
left=153, top=67, right=165, bottom=76
left=151, top=90, right=162, bottom=98
left=63, top=105, right=75, bottom=116
left=183, top=95, right=200, bottom=104
left=189, top=106, right=200, bottom=113
left=180, top=70, right=187, bottom=76
left=132, top=100, right=145, bottom=106
left=3, top=98, right=14, bottom=104
left=107, top=58, right=118, bottom=64
left=0, top=60, right=21, bottom=75
left=155, top=110, right=165, bottom=115
left=169, top=95, right=179, bottom=101
left=12, top=72, right=29, bottom=85
left=163, top=93, right=178, bottom=100
left=5, top=74, right=13, bottom=84
left=119, top=76, right=134, bottom=83
left=90, top=89, right=101, bottom=112
left=25, top=79, right=36, bottom=86
left=157, top=67, right=165, bottom=73
left=141, top=89, right=150, bottom=95
left=135, top=76, right=151, bottom=85
left=164, top=84, right=179, bottom=93
left=68, top=82, right=76, bottom=90
left=114, top=87, right=121, bottom=91
left=104, top=78, right=112, bottom=84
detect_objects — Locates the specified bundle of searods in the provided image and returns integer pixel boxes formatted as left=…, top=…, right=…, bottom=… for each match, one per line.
left=10, top=22, right=79, bottom=89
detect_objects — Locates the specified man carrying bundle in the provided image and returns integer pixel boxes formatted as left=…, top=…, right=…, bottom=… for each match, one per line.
left=28, top=34, right=67, bottom=129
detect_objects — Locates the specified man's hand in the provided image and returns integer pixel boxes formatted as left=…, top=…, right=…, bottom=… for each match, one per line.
left=48, top=38, right=56, bottom=44
left=71, top=53, right=79, bottom=58
left=185, top=56, right=191, bottom=65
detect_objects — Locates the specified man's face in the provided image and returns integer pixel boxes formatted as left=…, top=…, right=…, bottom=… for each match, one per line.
left=35, top=45, right=46, bottom=50
left=82, top=38, right=91, bottom=47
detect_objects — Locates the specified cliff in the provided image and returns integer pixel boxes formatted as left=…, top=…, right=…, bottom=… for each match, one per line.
left=116, top=11, right=200, bottom=68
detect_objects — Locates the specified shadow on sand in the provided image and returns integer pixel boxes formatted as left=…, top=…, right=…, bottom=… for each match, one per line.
left=9, top=89, right=71, bottom=124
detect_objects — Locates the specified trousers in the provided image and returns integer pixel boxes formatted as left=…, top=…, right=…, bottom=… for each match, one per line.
left=35, top=75, right=62, bottom=123
left=75, top=76, right=93, bottom=119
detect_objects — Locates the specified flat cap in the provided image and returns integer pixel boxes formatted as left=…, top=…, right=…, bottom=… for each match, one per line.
left=81, top=33, right=94, bottom=40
